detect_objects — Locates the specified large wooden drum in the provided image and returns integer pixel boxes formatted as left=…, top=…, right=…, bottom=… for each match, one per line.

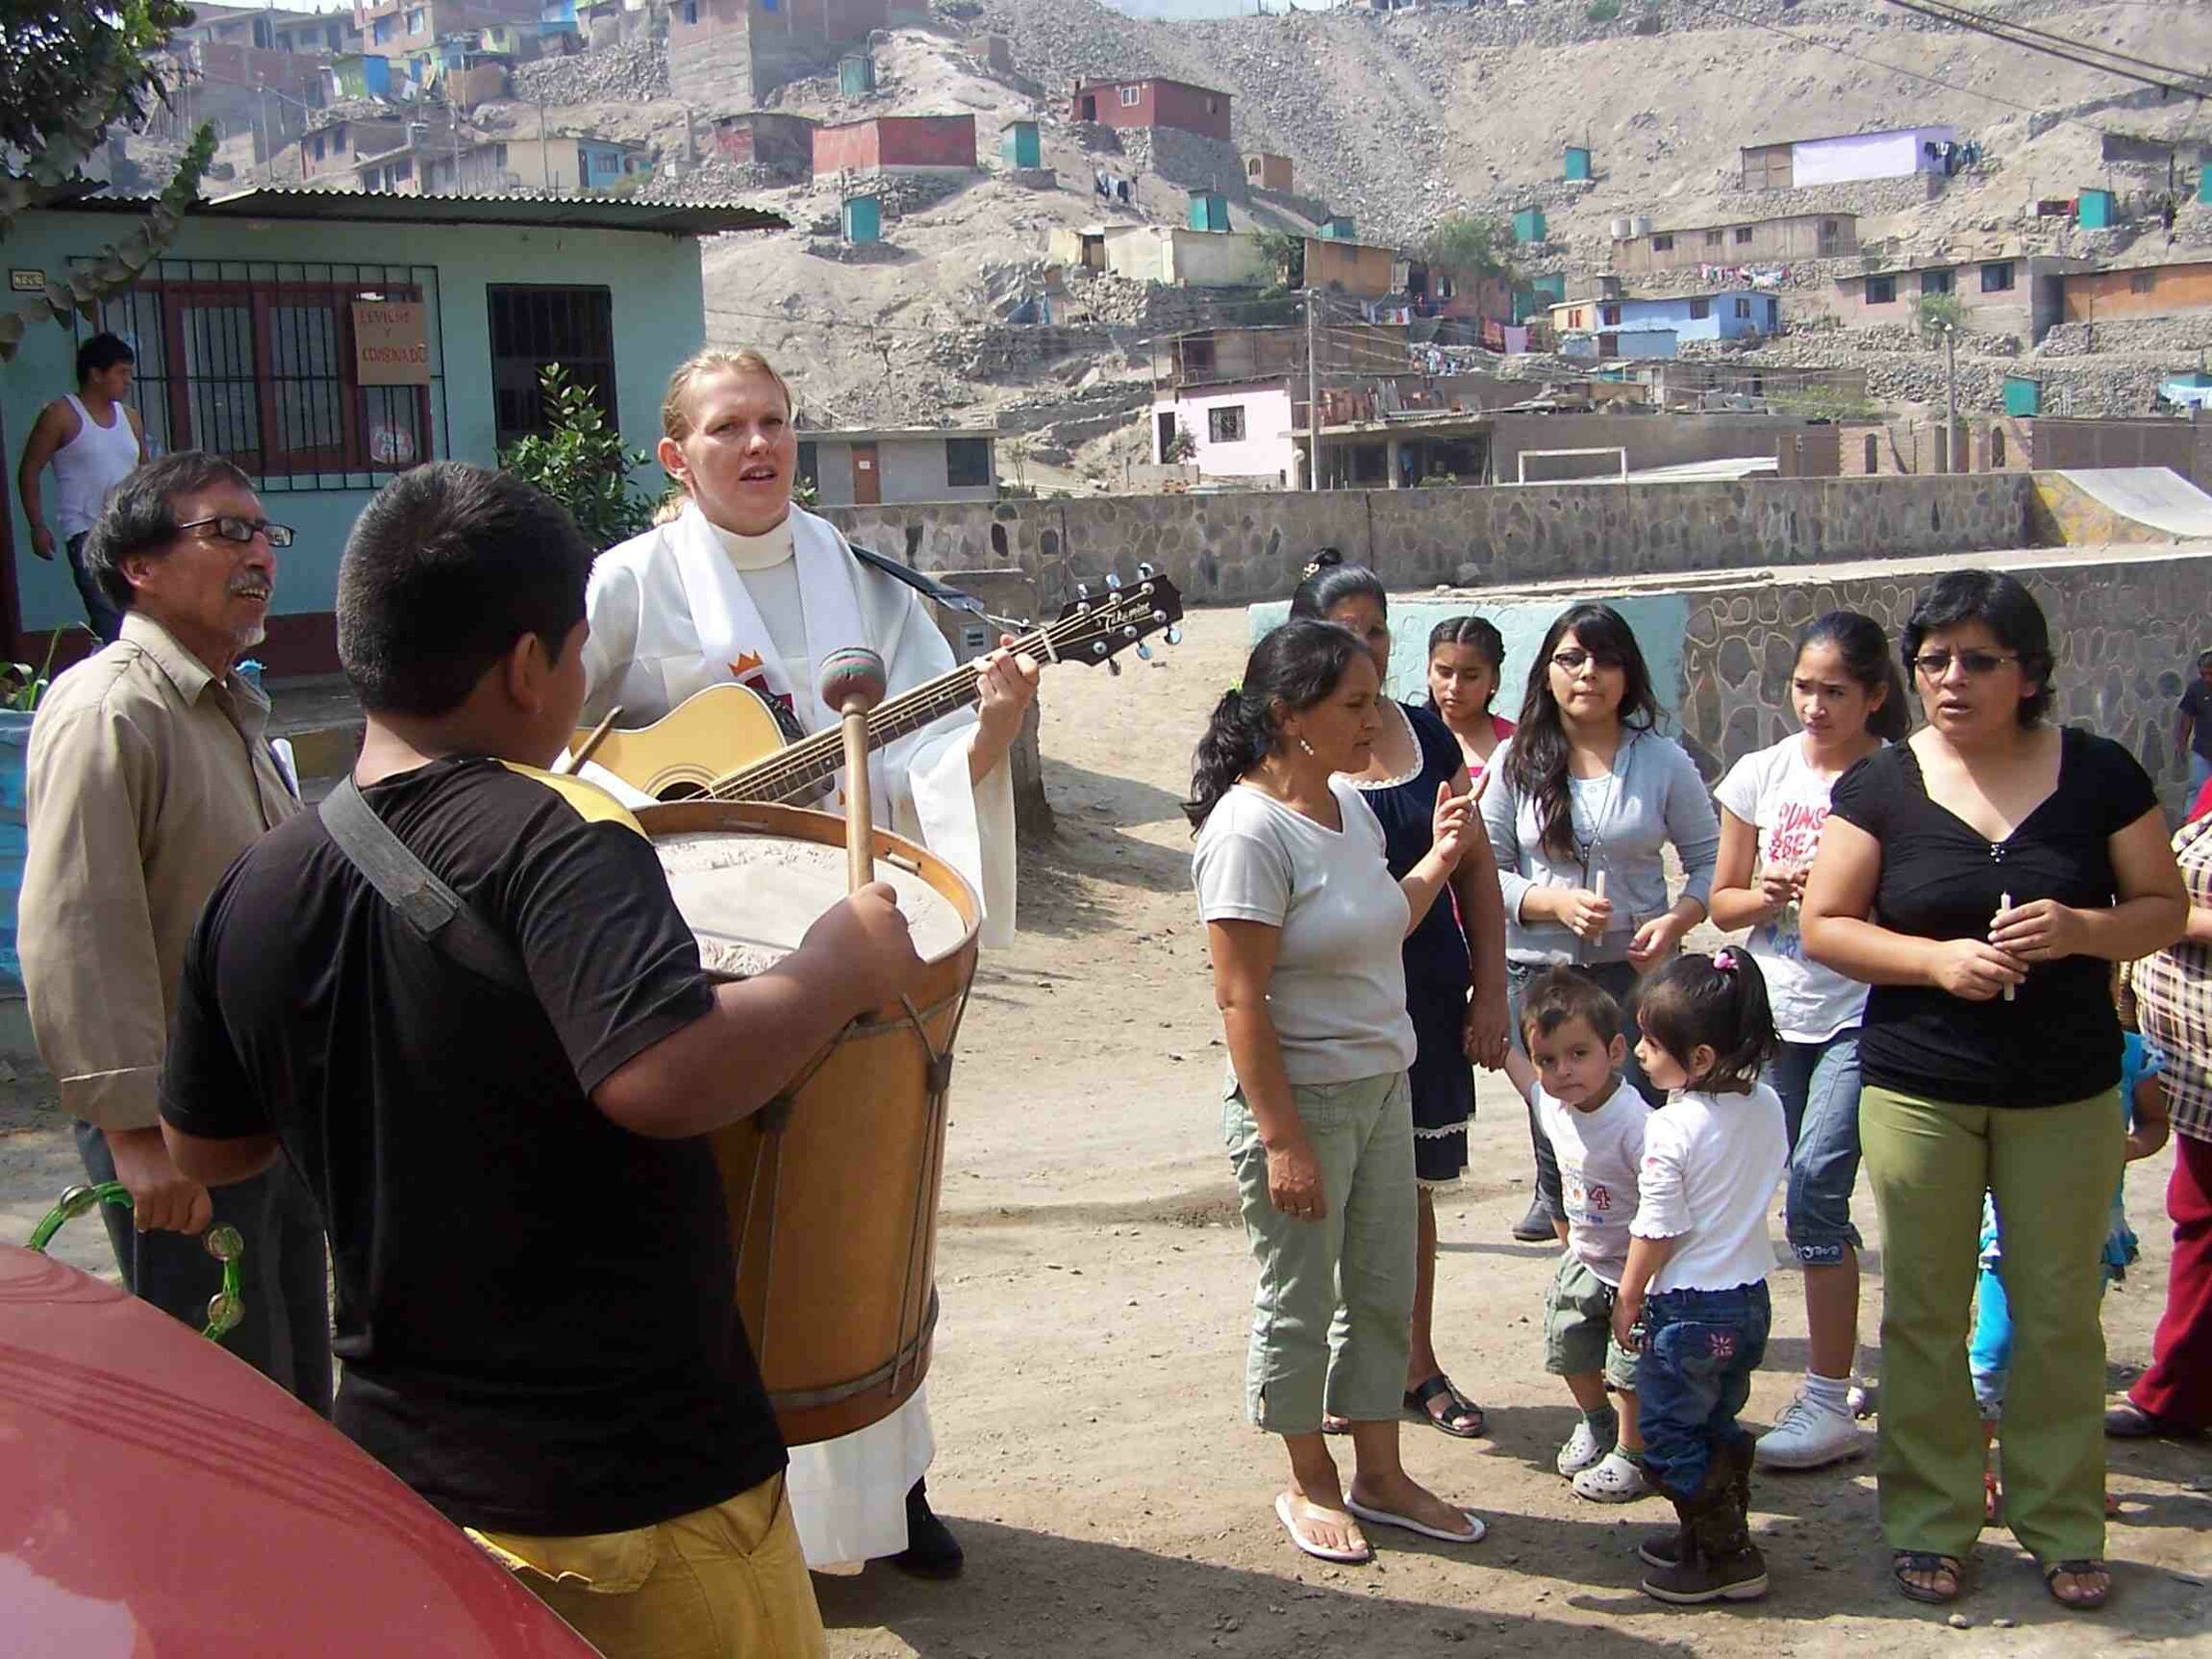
left=637, top=800, right=979, bottom=1447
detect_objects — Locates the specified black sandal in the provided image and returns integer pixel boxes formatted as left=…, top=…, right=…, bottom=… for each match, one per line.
left=1404, top=1374, right=1487, bottom=1439
left=2042, top=1559, right=2110, bottom=1610
left=1892, top=1550, right=1963, bottom=1605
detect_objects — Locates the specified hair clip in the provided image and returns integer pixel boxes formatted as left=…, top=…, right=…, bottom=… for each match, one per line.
left=1713, top=946, right=1738, bottom=973
left=1300, top=561, right=1323, bottom=579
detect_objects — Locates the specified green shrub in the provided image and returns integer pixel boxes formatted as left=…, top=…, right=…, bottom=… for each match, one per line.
left=499, top=364, right=660, bottom=549
left=1587, top=0, right=1622, bottom=19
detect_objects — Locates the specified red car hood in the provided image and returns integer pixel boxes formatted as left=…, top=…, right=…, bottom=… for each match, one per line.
left=0, top=1244, right=596, bottom=1656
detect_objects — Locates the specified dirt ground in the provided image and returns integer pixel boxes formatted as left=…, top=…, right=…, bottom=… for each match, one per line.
left=4, top=601, right=2208, bottom=1656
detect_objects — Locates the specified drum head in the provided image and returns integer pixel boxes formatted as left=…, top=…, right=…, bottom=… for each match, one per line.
left=655, top=830, right=970, bottom=980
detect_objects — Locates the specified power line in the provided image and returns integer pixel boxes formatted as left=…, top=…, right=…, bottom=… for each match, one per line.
left=1878, top=0, right=2212, bottom=100
left=1693, top=0, right=2176, bottom=138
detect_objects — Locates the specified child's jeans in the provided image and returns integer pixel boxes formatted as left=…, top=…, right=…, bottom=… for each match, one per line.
left=1636, top=1282, right=1772, bottom=1497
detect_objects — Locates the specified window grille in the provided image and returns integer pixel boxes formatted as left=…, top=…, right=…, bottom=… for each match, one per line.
left=78, top=259, right=446, bottom=492
left=945, top=438, right=993, bottom=487
left=487, top=285, right=616, bottom=451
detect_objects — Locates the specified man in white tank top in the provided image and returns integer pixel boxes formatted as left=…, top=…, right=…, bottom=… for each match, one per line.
left=15, top=333, right=148, bottom=641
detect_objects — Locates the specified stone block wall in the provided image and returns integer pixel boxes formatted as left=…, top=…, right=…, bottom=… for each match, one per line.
left=821, top=474, right=2031, bottom=610
left=1714, top=172, right=1947, bottom=222
left=1676, top=551, right=2212, bottom=816
left=1117, top=125, right=1244, bottom=196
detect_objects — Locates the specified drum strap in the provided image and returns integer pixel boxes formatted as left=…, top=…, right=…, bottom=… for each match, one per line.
left=319, top=776, right=533, bottom=996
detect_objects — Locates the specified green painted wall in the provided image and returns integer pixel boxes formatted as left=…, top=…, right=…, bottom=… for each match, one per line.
left=1246, top=592, right=1693, bottom=723
left=3, top=206, right=711, bottom=634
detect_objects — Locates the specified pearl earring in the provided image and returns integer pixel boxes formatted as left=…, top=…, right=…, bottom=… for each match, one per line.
left=1296, top=737, right=1317, bottom=757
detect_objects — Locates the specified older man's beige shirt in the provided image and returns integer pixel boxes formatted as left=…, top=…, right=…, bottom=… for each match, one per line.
left=20, top=612, right=298, bottom=1131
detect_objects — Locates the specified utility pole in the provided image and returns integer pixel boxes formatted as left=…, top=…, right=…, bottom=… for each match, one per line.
left=1943, top=322, right=1959, bottom=473
left=1306, top=287, right=1322, bottom=491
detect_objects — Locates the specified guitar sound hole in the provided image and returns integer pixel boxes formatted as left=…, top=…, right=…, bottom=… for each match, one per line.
left=658, top=781, right=709, bottom=801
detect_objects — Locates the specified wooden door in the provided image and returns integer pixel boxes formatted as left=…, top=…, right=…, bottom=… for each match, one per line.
left=851, top=442, right=881, bottom=505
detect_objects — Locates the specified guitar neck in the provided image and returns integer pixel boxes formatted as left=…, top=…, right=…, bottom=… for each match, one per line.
left=709, top=657, right=993, bottom=805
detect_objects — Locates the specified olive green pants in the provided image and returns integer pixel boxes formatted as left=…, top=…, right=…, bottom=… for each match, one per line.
left=1860, top=1084, right=2123, bottom=1565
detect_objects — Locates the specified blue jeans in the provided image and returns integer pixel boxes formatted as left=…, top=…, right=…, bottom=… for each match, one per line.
left=1636, top=1282, right=1772, bottom=1496
left=2190, top=750, right=2212, bottom=802
left=63, top=532, right=124, bottom=643
left=1507, top=958, right=1649, bottom=1220
left=1769, top=1030, right=1864, bottom=1265
left=75, top=1119, right=334, bottom=1415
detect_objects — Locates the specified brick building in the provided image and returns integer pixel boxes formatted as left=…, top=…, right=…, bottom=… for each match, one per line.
left=710, top=111, right=819, bottom=173
left=1068, top=77, right=1232, bottom=143
left=667, top=0, right=890, bottom=109
left=2060, top=258, right=2212, bottom=324
left=813, top=114, right=976, bottom=176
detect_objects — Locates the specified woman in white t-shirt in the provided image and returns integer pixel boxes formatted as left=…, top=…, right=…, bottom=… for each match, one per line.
left=1188, top=617, right=1487, bottom=1567
left=1709, top=611, right=1905, bottom=1473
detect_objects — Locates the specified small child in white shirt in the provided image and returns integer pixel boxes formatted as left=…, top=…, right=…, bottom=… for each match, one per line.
left=1612, top=947, right=1788, bottom=1607
left=1503, top=968, right=1656, bottom=1503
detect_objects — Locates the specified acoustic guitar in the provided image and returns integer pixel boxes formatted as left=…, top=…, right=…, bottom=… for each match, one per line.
left=575, top=569, right=1185, bottom=803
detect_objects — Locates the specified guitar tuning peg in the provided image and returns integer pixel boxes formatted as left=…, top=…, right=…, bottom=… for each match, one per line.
left=1137, top=562, right=1155, bottom=580
left=1090, top=640, right=1107, bottom=657
left=1121, top=624, right=1138, bottom=640
left=1166, top=625, right=1183, bottom=647
left=1075, top=582, right=1090, bottom=601
left=1105, top=571, right=1122, bottom=591
left=1136, top=643, right=1153, bottom=662
left=1106, top=657, right=1122, bottom=677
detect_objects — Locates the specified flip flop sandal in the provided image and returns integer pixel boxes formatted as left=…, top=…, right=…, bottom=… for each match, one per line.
left=1345, top=1496, right=1487, bottom=1545
left=1274, top=1493, right=1371, bottom=1565
left=1404, top=1373, right=1487, bottom=1439
left=1321, top=1414, right=1351, bottom=1436
left=2043, top=1559, right=2111, bottom=1610
left=1892, top=1551, right=1964, bottom=1605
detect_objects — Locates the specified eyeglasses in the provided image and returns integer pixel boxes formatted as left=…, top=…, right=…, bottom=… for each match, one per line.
left=177, top=515, right=294, bottom=549
left=1550, top=648, right=1622, bottom=674
left=1911, top=649, right=2019, bottom=679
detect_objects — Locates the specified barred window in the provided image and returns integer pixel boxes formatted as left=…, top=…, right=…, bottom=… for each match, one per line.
left=488, top=285, right=617, bottom=451
left=1208, top=405, right=1245, bottom=443
left=82, top=259, right=446, bottom=491
left=945, top=437, right=993, bottom=488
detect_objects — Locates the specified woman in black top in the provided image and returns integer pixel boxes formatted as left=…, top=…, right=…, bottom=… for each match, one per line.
left=1802, top=570, right=2185, bottom=1613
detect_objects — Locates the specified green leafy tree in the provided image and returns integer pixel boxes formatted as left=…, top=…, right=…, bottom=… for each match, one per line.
left=1423, top=214, right=1517, bottom=286
left=1253, top=227, right=1306, bottom=289
left=1586, top=0, right=1623, bottom=20
left=1914, top=290, right=1964, bottom=339
left=0, top=1, right=215, bottom=362
left=500, top=364, right=661, bottom=549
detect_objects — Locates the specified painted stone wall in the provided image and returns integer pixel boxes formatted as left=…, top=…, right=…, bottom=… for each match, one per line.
left=1676, top=553, right=2212, bottom=816
left=821, top=474, right=2031, bottom=610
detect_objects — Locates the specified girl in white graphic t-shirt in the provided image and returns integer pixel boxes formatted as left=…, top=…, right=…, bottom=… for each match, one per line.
left=1710, top=612, right=1904, bottom=1473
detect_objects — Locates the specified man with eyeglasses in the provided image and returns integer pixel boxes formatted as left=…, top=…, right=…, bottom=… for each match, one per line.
left=17, top=451, right=331, bottom=1414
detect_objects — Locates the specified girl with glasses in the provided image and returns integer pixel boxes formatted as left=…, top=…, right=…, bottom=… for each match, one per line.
left=1801, top=568, right=2186, bottom=1612
left=1479, top=603, right=1720, bottom=1252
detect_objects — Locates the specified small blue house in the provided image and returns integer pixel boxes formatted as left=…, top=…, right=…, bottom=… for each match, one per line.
left=3, top=189, right=783, bottom=673
left=1547, top=288, right=1781, bottom=360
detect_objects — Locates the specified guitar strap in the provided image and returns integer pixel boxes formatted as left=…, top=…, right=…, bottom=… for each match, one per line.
left=847, top=543, right=990, bottom=619
left=318, top=775, right=532, bottom=996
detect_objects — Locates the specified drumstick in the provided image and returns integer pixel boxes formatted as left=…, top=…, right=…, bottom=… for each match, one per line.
left=818, top=648, right=889, bottom=893
left=1999, top=891, right=2016, bottom=1001
left=558, top=705, right=624, bottom=776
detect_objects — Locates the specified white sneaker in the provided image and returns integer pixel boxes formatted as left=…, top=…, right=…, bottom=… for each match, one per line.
left=1756, top=1392, right=1862, bottom=1470
left=1556, top=1420, right=1607, bottom=1476
left=1572, top=1448, right=1651, bottom=1503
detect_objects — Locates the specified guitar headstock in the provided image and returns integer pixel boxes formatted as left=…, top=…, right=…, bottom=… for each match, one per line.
left=1041, top=566, right=1186, bottom=674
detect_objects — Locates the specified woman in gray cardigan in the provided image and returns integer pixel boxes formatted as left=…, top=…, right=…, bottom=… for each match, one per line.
left=1480, top=602, right=1721, bottom=1242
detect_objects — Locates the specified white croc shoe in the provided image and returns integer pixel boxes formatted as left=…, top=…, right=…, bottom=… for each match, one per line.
left=1572, top=1448, right=1652, bottom=1503
left=1556, top=1420, right=1606, bottom=1476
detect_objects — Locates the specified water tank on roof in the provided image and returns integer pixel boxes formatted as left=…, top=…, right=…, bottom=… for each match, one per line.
left=1610, top=215, right=1633, bottom=240
left=1631, top=214, right=1654, bottom=237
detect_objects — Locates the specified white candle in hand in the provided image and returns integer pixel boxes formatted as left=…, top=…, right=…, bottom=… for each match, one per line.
left=1999, top=891, right=2015, bottom=1002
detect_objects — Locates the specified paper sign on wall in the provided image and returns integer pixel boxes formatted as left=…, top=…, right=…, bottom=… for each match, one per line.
left=352, top=300, right=430, bottom=386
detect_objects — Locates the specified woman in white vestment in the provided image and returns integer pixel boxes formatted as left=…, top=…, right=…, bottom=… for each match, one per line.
left=581, top=348, right=1040, bottom=1577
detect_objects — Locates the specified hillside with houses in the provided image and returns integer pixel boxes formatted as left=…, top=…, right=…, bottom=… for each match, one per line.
left=121, top=0, right=2212, bottom=496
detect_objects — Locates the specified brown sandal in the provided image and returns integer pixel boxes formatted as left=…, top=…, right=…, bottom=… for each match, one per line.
left=1892, top=1551, right=1963, bottom=1605
left=2042, top=1559, right=2110, bottom=1610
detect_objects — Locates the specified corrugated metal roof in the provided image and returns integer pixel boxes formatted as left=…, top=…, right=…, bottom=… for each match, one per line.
left=49, top=187, right=787, bottom=238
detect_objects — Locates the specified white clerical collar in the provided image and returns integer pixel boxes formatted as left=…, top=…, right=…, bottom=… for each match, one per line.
left=707, top=515, right=794, bottom=571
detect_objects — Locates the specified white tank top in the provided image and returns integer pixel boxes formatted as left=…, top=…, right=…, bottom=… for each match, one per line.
left=50, top=393, right=141, bottom=539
